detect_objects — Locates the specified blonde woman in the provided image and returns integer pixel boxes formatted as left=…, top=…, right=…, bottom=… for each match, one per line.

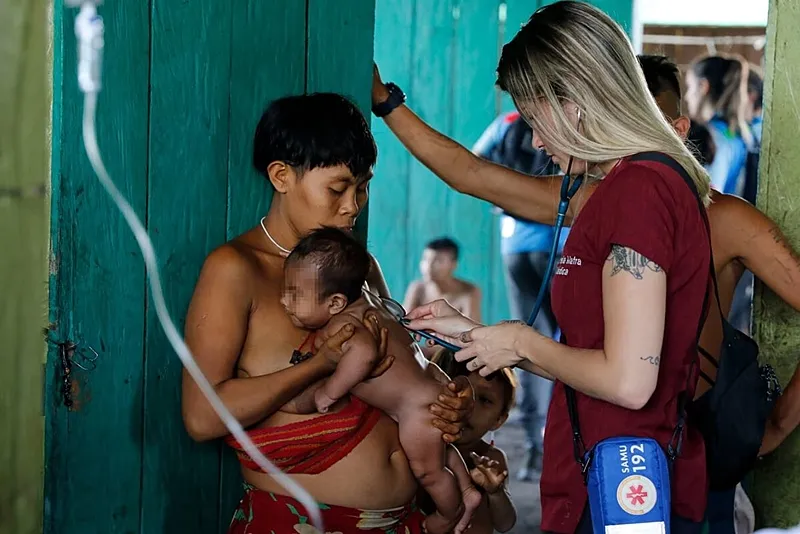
left=374, top=2, right=712, bottom=533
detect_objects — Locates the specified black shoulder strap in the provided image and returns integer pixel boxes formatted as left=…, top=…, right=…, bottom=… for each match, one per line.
left=564, top=152, right=716, bottom=468
left=630, top=153, right=717, bottom=458
left=629, top=152, right=720, bottom=328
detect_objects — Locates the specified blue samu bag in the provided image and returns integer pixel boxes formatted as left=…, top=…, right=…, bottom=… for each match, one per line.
left=564, top=378, right=691, bottom=534
left=585, top=436, right=672, bottom=533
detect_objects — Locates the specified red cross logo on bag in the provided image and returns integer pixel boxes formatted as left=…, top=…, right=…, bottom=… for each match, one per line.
left=616, top=475, right=657, bottom=515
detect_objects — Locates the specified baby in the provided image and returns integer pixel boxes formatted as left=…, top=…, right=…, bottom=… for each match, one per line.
left=428, top=349, right=518, bottom=534
left=281, top=227, right=481, bottom=534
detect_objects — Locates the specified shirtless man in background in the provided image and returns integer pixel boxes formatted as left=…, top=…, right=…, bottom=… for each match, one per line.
left=404, top=237, right=482, bottom=322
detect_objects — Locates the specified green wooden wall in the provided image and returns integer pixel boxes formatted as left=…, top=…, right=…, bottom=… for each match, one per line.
left=369, top=0, right=633, bottom=323
left=46, top=2, right=374, bottom=533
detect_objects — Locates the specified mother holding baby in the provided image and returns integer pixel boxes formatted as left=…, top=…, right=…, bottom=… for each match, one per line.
left=380, top=2, right=712, bottom=534
left=180, top=93, right=474, bottom=533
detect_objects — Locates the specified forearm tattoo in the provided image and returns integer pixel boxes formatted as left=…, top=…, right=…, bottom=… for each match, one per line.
left=640, top=355, right=660, bottom=366
left=607, top=244, right=663, bottom=280
left=768, top=225, right=800, bottom=265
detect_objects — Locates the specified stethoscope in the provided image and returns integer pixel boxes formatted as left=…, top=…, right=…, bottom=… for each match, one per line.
left=526, top=152, right=583, bottom=326
left=364, top=290, right=464, bottom=352
left=367, top=154, right=584, bottom=349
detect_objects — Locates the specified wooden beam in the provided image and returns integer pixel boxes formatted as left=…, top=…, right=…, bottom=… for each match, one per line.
left=0, top=1, right=49, bottom=533
left=751, top=0, right=800, bottom=527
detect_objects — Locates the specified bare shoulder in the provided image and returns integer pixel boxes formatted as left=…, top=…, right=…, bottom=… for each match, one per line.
left=485, top=444, right=509, bottom=469
left=368, top=252, right=382, bottom=274
left=403, top=280, right=426, bottom=306
left=455, top=278, right=481, bottom=296
left=406, top=279, right=424, bottom=293
left=326, top=309, right=366, bottom=331
left=708, top=192, right=782, bottom=255
left=707, top=191, right=755, bottom=225
left=466, top=280, right=481, bottom=295
left=320, top=308, right=371, bottom=344
left=201, top=241, right=263, bottom=284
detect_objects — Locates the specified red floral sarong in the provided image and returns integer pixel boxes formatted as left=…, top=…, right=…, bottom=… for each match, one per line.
left=227, top=483, right=425, bottom=534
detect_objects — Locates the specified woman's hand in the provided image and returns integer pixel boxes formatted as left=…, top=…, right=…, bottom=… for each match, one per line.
left=372, top=63, right=389, bottom=107
left=454, top=322, right=530, bottom=376
left=429, top=375, right=475, bottom=443
left=405, top=299, right=482, bottom=347
left=314, top=323, right=357, bottom=372
left=469, top=452, right=508, bottom=494
left=362, top=310, right=395, bottom=378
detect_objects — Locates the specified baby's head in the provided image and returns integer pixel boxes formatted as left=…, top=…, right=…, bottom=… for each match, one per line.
left=431, top=350, right=517, bottom=447
left=281, top=227, right=371, bottom=329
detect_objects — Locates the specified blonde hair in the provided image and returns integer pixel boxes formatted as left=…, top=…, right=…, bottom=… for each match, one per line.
left=497, top=1, right=711, bottom=204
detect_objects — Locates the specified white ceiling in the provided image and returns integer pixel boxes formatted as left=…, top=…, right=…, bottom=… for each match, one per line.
left=635, top=0, right=769, bottom=26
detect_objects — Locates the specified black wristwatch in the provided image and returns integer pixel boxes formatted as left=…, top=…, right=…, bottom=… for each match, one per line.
left=372, top=82, right=406, bottom=118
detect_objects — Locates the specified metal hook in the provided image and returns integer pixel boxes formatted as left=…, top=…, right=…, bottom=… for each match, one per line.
left=72, top=344, right=99, bottom=371
left=42, top=331, right=101, bottom=407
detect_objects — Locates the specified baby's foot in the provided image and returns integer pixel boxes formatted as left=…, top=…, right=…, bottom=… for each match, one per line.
left=454, top=486, right=483, bottom=534
left=314, top=389, right=334, bottom=413
left=423, top=512, right=457, bottom=534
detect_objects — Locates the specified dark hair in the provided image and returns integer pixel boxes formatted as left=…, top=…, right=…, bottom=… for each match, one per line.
left=425, top=237, right=459, bottom=261
left=253, top=93, right=377, bottom=182
left=638, top=54, right=681, bottom=101
left=286, top=227, right=370, bottom=304
left=691, top=55, right=750, bottom=139
left=748, top=67, right=763, bottom=111
left=430, top=350, right=517, bottom=415
left=687, top=120, right=717, bottom=167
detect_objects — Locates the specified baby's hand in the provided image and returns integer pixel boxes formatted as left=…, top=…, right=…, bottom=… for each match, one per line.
left=469, top=452, right=508, bottom=494
left=314, top=388, right=336, bottom=413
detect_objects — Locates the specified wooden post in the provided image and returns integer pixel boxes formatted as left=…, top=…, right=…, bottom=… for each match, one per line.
left=751, top=0, right=800, bottom=527
left=0, top=1, right=49, bottom=533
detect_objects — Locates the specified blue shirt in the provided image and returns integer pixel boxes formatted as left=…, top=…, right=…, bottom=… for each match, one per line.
left=751, top=115, right=762, bottom=146
left=473, top=112, right=568, bottom=256
left=706, top=117, right=749, bottom=196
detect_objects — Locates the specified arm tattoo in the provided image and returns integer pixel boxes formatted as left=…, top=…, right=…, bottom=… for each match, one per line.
left=640, top=356, right=660, bottom=366
left=607, top=244, right=663, bottom=280
left=768, top=225, right=800, bottom=265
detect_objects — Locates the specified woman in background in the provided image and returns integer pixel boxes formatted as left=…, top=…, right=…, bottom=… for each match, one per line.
left=684, top=54, right=753, bottom=197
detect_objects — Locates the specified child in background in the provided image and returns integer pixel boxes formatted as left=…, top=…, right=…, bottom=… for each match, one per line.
left=404, top=237, right=482, bottom=322
left=280, top=227, right=481, bottom=534
left=426, top=348, right=518, bottom=534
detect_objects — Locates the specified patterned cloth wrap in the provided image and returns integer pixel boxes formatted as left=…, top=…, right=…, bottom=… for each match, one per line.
left=228, top=483, right=425, bottom=534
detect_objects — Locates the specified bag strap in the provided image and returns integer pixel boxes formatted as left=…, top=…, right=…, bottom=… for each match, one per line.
left=630, top=153, right=717, bottom=459
left=564, top=152, right=716, bottom=470
left=629, top=153, right=721, bottom=318
left=563, top=337, right=591, bottom=474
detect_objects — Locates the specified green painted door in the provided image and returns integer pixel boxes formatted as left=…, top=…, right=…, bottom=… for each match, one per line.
left=370, top=0, right=506, bottom=321
left=46, top=1, right=374, bottom=533
left=369, top=0, right=633, bottom=323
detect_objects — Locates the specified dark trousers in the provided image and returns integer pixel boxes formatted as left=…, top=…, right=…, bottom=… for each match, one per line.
left=503, top=251, right=557, bottom=452
left=705, top=488, right=736, bottom=534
